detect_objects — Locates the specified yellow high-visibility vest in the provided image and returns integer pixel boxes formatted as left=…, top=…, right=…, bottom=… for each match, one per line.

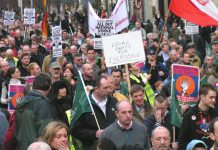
left=66, top=110, right=76, bottom=150
left=130, top=73, right=155, bottom=107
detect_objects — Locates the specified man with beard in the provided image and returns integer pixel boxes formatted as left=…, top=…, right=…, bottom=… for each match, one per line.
left=82, top=63, right=94, bottom=87
left=49, top=62, right=62, bottom=83
left=18, top=53, right=30, bottom=77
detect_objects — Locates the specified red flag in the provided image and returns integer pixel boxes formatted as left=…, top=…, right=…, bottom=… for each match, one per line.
left=169, top=0, right=218, bottom=27
left=41, top=0, right=48, bottom=38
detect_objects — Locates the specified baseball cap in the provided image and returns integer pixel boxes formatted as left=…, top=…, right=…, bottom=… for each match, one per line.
left=211, top=40, right=218, bottom=45
left=148, top=49, right=156, bottom=55
left=50, top=62, right=61, bottom=69
left=186, top=43, right=195, bottom=49
left=186, top=140, right=207, bottom=150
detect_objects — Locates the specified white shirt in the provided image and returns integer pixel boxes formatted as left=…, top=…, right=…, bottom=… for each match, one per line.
left=92, top=93, right=108, bottom=116
left=117, top=120, right=133, bottom=130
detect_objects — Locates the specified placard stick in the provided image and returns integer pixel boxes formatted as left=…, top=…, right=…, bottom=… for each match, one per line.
left=125, top=64, right=132, bottom=103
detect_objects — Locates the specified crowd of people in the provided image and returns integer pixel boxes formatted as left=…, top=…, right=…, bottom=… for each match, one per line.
left=0, top=7, right=217, bottom=150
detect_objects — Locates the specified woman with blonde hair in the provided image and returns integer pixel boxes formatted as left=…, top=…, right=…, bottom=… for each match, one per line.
left=39, top=121, right=70, bottom=150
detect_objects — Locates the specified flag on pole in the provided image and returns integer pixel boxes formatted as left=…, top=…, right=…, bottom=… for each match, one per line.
left=70, top=72, right=92, bottom=127
left=169, top=0, right=218, bottom=27
left=41, top=0, right=48, bottom=38
left=88, top=2, right=100, bottom=35
left=170, top=81, right=183, bottom=128
left=110, top=0, right=129, bottom=33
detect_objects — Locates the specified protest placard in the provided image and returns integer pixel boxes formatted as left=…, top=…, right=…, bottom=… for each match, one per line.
left=52, top=26, right=62, bottom=57
left=102, top=31, right=145, bottom=67
left=4, top=11, right=15, bottom=25
left=23, top=8, right=35, bottom=24
left=172, top=64, right=200, bottom=105
left=8, top=84, right=26, bottom=111
left=185, top=21, right=199, bottom=34
left=52, top=43, right=63, bottom=58
left=25, top=76, right=35, bottom=85
left=94, top=38, right=102, bottom=49
left=94, top=19, right=115, bottom=49
left=52, top=26, right=62, bottom=37
left=95, top=19, right=115, bottom=36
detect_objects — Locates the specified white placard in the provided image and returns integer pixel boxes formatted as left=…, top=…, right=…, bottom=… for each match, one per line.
left=52, top=43, right=63, bottom=58
left=4, top=11, right=15, bottom=25
left=52, top=26, right=61, bottom=36
left=102, top=31, right=145, bottom=67
left=94, top=38, right=102, bottom=49
left=52, top=26, right=62, bottom=44
left=185, top=21, right=199, bottom=34
left=94, top=19, right=115, bottom=49
left=23, top=8, right=35, bottom=24
left=95, top=19, right=115, bottom=36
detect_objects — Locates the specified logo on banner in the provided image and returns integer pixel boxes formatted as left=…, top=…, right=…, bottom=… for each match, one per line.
left=176, top=75, right=195, bottom=97
left=196, top=0, right=210, bottom=6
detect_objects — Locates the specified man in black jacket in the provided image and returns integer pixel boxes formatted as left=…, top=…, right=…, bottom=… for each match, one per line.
left=71, top=76, right=117, bottom=150
left=178, top=85, right=217, bottom=149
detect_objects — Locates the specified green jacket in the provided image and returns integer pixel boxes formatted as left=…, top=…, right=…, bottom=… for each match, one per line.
left=15, top=90, right=56, bottom=150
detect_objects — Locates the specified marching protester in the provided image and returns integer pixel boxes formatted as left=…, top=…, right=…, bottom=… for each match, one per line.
left=15, top=73, right=56, bottom=150
left=0, top=0, right=218, bottom=150
left=100, top=100, right=151, bottom=149
left=150, top=126, right=172, bottom=150
left=209, top=117, right=218, bottom=150
left=39, top=121, right=70, bottom=150
left=71, top=76, right=117, bottom=150
left=178, top=85, right=217, bottom=149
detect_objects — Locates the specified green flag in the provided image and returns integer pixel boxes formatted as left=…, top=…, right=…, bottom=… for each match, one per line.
left=170, top=82, right=183, bottom=128
left=70, top=73, right=92, bottom=127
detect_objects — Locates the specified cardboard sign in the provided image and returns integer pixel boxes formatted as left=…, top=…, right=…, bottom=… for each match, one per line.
left=102, top=31, right=145, bottom=67
left=172, top=64, right=200, bottom=105
left=4, top=11, right=15, bottom=25
left=24, top=8, right=35, bottom=24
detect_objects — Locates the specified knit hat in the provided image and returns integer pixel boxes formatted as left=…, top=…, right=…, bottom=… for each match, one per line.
left=186, top=140, right=207, bottom=150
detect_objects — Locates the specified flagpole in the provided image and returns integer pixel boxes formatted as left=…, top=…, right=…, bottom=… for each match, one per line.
left=154, top=8, right=171, bottom=57
left=78, top=71, right=101, bottom=130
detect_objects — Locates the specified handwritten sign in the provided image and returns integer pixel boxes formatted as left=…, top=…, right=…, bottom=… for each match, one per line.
left=4, top=11, right=15, bottom=25
left=24, top=8, right=35, bottom=24
left=172, top=64, right=200, bottom=105
left=102, top=31, right=145, bottom=67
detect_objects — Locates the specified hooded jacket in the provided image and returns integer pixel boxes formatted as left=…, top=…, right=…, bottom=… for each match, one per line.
left=49, top=80, right=72, bottom=125
left=15, top=90, right=56, bottom=150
